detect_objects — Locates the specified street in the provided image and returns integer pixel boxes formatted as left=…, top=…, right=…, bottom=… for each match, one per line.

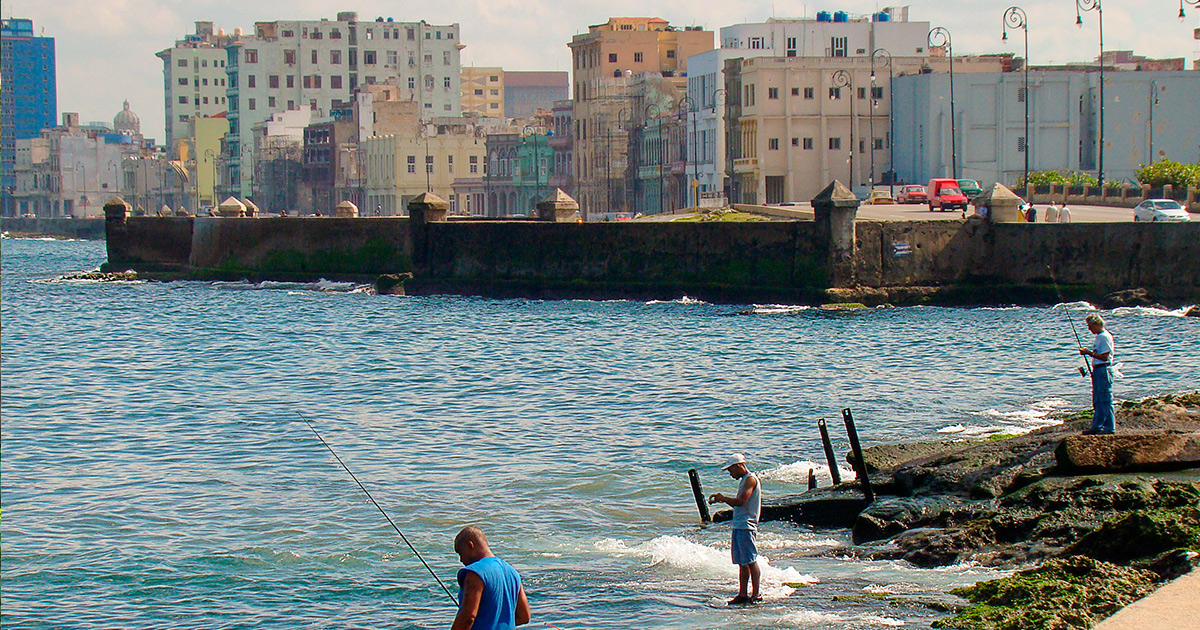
left=856, top=202, right=1139, bottom=222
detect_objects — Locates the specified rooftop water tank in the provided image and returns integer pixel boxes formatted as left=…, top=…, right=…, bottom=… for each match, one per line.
left=874, top=12, right=891, bottom=22
left=816, top=11, right=832, bottom=22
left=833, top=11, right=849, bottom=22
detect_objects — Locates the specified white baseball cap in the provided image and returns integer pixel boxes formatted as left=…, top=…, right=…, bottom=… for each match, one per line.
left=721, top=453, right=746, bottom=470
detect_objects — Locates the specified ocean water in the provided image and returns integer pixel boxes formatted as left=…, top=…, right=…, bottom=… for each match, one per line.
left=2, top=237, right=1197, bottom=629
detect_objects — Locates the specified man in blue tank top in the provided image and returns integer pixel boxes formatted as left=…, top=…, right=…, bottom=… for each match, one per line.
left=452, top=526, right=530, bottom=630
left=708, top=453, right=762, bottom=605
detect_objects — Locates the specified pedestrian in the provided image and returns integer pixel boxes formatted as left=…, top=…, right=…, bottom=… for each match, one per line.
left=1025, top=205, right=1038, bottom=223
left=1079, top=313, right=1116, bottom=435
left=1058, top=203, right=1071, bottom=223
left=1045, top=202, right=1060, bottom=223
left=451, top=526, right=531, bottom=630
left=708, top=454, right=761, bottom=605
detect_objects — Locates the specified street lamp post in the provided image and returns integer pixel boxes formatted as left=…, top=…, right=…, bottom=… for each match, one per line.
left=1149, top=80, right=1159, bottom=163
left=928, top=27, right=957, bottom=179
left=710, top=88, right=728, bottom=204
left=679, top=96, right=699, bottom=208
left=1075, top=0, right=1104, bottom=187
left=1003, top=6, right=1030, bottom=197
left=831, top=69, right=854, bottom=187
left=871, top=48, right=893, bottom=196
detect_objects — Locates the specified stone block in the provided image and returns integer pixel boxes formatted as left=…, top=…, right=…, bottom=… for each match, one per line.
left=536, top=188, right=580, bottom=222
left=1055, top=433, right=1200, bottom=474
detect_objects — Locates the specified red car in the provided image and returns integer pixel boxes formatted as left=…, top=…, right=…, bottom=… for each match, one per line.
left=927, top=178, right=969, bottom=212
left=897, top=185, right=928, bottom=204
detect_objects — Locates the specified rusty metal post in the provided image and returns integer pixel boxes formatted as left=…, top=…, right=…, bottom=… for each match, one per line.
left=807, top=468, right=818, bottom=490
left=841, top=408, right=875, bottom=503
left=818, top=418, right=842, bottom=486
left=687, top=468, right=712, bottom=524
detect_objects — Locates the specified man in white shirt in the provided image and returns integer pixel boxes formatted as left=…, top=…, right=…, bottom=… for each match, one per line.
left=1045, top=203, right=1060, bottom=223
left=1058, top=203, right=1072, bottom=223
left=1079, top=313, right=1115, bottom=434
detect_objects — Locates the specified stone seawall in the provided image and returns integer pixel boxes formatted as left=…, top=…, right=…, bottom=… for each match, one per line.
left=101, top=194, right=1200, bottom=305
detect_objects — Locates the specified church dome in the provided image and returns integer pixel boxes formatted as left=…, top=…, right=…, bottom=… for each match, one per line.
left=114, top=100, right=141, bottom=135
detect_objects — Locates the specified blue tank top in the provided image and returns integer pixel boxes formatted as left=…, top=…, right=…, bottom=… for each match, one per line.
left=457, top=556, right=522, bottom=630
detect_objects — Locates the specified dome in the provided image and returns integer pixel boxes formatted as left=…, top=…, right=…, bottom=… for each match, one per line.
left=113, top=100, right=140, bottom=135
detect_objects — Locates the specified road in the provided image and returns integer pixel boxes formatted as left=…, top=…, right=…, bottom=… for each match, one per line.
left=856, top=202, right=1136, bottom=222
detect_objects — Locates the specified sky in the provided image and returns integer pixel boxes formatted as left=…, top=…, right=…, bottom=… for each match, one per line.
left=8, top=0, right=1199, bottom=143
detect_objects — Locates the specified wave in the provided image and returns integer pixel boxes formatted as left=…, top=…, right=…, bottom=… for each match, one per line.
left=1052, top=300, right=1096, bottom=311
left=937, top=397, right=1072, bottom=437
left=775, top=610, right=905, bottom=628
left=1110, top=305, right=1195, bottom=318
left=742, top=304, right=815, bottom=315
left=210, top=279, right=368, bottom=293
left=645, top=295, right=708, bottom=306
left=759, top=460, right=858, bottom=485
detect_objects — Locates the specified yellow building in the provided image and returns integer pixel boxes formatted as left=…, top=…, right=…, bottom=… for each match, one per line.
left=461, top=67, right=505, bottom=117
left=362, top=121, right=486, bottom=215
left=192, top=115, right=229, bottom=207
left=568, top=18, right=713, bottom=218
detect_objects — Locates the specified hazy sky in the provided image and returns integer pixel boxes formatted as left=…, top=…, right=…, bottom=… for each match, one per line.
left=9, top=0, right=1198, bottom=142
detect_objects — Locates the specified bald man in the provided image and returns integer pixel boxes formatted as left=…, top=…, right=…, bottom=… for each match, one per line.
left=451, top=526, right=530, bottom=630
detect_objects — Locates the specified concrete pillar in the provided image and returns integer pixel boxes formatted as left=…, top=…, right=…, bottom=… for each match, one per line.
left=217, top=196, right=246, bottom=217
left=104, top=197, right=130, bottom=224
left=407, top=192, right=449, bottom=224
left=811, top=180, right=859, bottom=287
left=242, top=198, right=259, bottom=217
left=334, top=200, right=359, bottom=218
left=536, top=188, right=581, bottom=222
left=975, top=182, right=1024, bottom=223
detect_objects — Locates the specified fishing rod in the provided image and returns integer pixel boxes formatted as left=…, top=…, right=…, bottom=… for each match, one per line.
left=297, top=412, right=459, bottom=607
left=1046, top=266, right=1092, bottom=377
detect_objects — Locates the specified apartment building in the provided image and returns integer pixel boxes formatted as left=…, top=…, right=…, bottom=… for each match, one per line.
left=461, top=67, right=504, bottom=116
left=361, top=118, right=485, bottom=216
left=504, top=71, right=569, bottom=118
left=568, top=17, right=713, bottom=218
left=2, top=18, right=57, bottom=216
left=224, top=12, right=463, bottom=197
left=157, top=22, right=240, bottom=153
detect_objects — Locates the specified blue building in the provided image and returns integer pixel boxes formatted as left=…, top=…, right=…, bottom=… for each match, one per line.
left=1, top=18, right=57, bottom=216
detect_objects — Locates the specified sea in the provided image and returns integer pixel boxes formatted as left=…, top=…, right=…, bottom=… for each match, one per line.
left=2, top=236, right=1198, bottom=629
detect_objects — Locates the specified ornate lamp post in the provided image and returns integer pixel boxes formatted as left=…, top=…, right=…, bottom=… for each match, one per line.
left=870, top=48, right=893, bottom=196
left=678, top=95, right=699, bottom=208
left=1180, top=0, right=1199, bottom=20
left=928, top=27, right=957, bottom=179
left=831, top=69, right=854, bottom=187
left=1003, top=6, right=1030, bottom=196
left=1075, top=0, right=1105, bottom=187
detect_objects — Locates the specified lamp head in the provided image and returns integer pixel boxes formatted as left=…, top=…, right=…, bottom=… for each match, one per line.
left=1002, top=30, right=1008, bottom=42
left=1076, top=14, right=1083, bottom=26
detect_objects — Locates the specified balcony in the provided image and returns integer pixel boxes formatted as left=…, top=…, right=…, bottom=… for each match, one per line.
left=732, top=157, right=758, bottom=174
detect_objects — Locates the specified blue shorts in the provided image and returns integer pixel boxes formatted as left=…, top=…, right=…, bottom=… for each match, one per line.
left=731, top=528, right=758, bottom=565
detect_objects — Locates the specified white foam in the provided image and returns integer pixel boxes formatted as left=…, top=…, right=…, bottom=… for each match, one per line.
left=1053, top=300, right=1096, bottom=311
left=759, top=460, right=857, bottom=485
left=645, top=295, right=708, bottom=305
left=776, top=610, right=847, bottom=626
left=746, top=304, right=814, bottom=315
left=1111, top=305, right=1195, bottom=318
left=940, top=397, right=1072, bottom=437
left=593, top=535, right=819, bottom=592
left=212, top=279, right=366, bottom=293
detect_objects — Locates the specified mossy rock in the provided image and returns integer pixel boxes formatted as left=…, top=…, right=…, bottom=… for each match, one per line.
left=1066, top=506, right=1200, bottom=565
left=934, top=556, right=1157, bottom=630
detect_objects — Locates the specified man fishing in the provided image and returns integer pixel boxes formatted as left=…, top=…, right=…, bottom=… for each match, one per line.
left=1079, top=313, right=1116, bottom=435
left=708, top=454, right=761, bottom=605
left=452, top=526, right=530, bottom=630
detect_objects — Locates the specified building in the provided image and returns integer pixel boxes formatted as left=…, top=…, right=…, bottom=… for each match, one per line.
left=192, top=115, right=229, bottom=208
left=299, top=108, right=357, bottom=214
left=361, top=117, right=485, bottom=215
left=548, top=99, right=574, bottom=198
left=569, top=17, right=714, bottom=218
left=252, top=107, right=313, bottom=213
left=461, top=66, right=504, bottom=116
left=224, top=12, right=464, bottom=198
left=2, top=18, right=58, bottom=217
left=892, top=69, right=1200, bottom=189
left=504, top=71, right=569, bottom=118
left=157, top=21, right=239, bottom=153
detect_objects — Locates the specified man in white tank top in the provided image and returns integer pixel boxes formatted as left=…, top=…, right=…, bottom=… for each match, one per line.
left=709, top=453, right=762, bottom=605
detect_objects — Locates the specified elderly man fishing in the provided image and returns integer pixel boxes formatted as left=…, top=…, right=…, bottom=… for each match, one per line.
left=708, top=453, right=762, bottom=605
left=1079, top=313, right=1116, bottom=435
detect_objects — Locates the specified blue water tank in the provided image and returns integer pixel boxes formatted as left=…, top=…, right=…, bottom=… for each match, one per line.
left=833, top=11, right=849, bottom=22
left=816, top=11, right=832, bottom=22
left=874, top=12, right=891, bottom=22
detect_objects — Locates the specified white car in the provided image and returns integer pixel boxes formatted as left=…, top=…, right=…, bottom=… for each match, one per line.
left=1133, top=199, right=1191, bottom=222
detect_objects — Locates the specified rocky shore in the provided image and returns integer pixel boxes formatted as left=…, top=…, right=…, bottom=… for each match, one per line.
left=726, top=392, right=1200, bottom=629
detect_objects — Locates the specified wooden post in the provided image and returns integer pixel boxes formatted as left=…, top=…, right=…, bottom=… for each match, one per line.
left=687, top=468, right=712, bottom=524
left=841, top=408, right=875, bottom=503
left=807, top=468, right=817, bottom=490
left=818, top=418, right=842, bottom=485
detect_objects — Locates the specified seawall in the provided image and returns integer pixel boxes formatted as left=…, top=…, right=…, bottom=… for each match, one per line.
left=101, top=197, right=1200, bottom=306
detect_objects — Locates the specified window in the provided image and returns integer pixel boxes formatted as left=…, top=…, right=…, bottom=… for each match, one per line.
left=312, top=30, right=323, bottom=40
left=244, top=49, right=258, bottom=63
left=768, top=138, right=780, bottom=150
left=179, top=114, right=189, bottom=121
left=744, top=84, right=755, bottom=106
left=331, top=29, right=341, bottom=40
left=178, top=77, right=188, bottom=86
left=474, top=89, right=484, bottom=95
left=609, top=53, right=617, bottom=63
left=804, top=138, right=814, bottom=150
left=408, top=77, right=416, bottom=89
left=489, top=89, right=498, bottom=96
left=872, top=87, right=884, bottom=99
left=470, top=155, right=478, bottom=173
left=364, top=51, right=377, bottom=65
left=830, top=37, right=847, bottom=58
left=873, top=138, right=885, bottom=150
left=634, top=52, right=643, bottom=63
left=667, top=49, right=676, bottom=58
left=407, top=155, right=416, bottom=173
left=177, top=58, right=188, bottom=67
left=331, top=50, right=342, bottom=64
left=791, top=138, right=799, bottom=146
left=489, top=103, right=498, bottom=109
left=248, top=75, right=256, bottom=88
left=269, top=96, right=276, bottom=108
left=331, top=75, right=342, bottom=89
left=804, top=87, right=814, bottom=99
left=749, top=37, right=764, bottom=50
left=444, top=51, right=451, bottom=65
left=178, top=96, right=187, bottom=104
left=489, top=75, right=498, bottom=82
left=194, top=97, right=200, bottom=106
left=791, top=87, right=800, bottom=96
left=288, top=100, right=295, bottom=110
left=248, top=98, right=256, bottom=110
left=829, top=87, right=841, bottom=100
left=444, top=76, right=451, bottom=89
left=407, top=28, right=415, bottom=40
left=303, top=76, right=312, bottom=89
left=768, top=87, right=779, bottom=99
left=202, top=78, right=208, bottom=86
left=448, top=155, right=454, bottom=173
left=269, top=75, right=279, bottom=88
left=365, top=29, right=373, bottom=40
left=287, top=75, right=295, bottom=88
left=426, top=155, right=434, bottom=173
left=1018, top=87, right=1027, bottom=103
left=282, top=29, right=294, bottom=37
left=284, top=50, right=296, bottom=65
left=786, top=37, right=797, bottom=57
left=829, top=137, right=841, bottom=150
left=313, top=75, right=322, bottom=88
left=1017, top=137, right=1027, bottom=153
left=311, top=50, right=319, bottom=64
left=858, top=87, right=867, bottom=100
left=424, top=53, right=433, bottom=64
left=202, top=97, right=209, bottom=104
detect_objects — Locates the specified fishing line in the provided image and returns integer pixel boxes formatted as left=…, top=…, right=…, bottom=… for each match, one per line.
left=297, top=412, right=459, bottom=607
left=1046, top=265, right=1092, bottom=376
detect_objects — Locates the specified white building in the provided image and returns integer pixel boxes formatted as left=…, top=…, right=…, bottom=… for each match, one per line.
left=225, top=11, right=464, bottom=197
left=157, top=21, right=240, bottom=152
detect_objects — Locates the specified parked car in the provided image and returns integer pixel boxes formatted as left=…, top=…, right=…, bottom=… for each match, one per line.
left=865, top=190, right=896, bottom=205
left=897, top=185, right=928, bottom=204
left=957, top=179, right=983, bottom=201
left=1133, top=199, right=1192, bottom=222
left=926, top=178, right=969, bottom=212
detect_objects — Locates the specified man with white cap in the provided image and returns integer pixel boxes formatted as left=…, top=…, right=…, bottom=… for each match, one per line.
left=708, top=453, right=761, bottom=605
